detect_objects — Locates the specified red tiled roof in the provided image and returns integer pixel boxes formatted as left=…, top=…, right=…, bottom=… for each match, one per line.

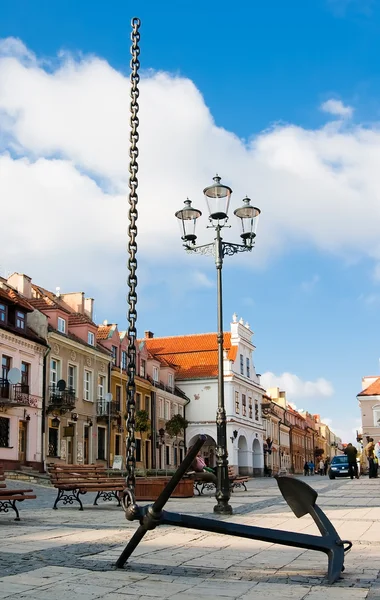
left=30, top=284, right=71, bottom=314
left=142, top=332, right=236, bottom=379
left=0, top=285, right=34, bottom=312
left=97, top=325, right=112, bottom=340
left=358, top=378, right=380, bottom=397
left=69, top=312, right=95, bottom=326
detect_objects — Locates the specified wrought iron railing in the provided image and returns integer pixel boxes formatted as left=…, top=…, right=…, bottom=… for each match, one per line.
left=48, top=385, right=76, bottom=412
left=146, top=375, right=186, bottom=399
left=0, top=378, right=39, bottom=407
left=96, top=399, right=120, bottom=418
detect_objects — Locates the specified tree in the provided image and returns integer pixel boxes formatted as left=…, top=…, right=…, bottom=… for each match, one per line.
left=135, top=409, right=150, bottom=474
left=165, top=414, right=188, bottom=466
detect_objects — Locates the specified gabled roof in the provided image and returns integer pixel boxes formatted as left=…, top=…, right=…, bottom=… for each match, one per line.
left=69, top=312, right=96, bottom=327
left=142, top=332, right=236, bottom=380
left=30, top=284, right=71, bottom=314
left=0, top=284, right=34, bottom=312
left=97, top=324, right=117, bottom=340
left=358, top=377, right=380, bottom=397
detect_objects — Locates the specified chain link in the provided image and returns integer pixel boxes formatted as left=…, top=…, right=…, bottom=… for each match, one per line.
left=126, top=16, right=141, bottom=492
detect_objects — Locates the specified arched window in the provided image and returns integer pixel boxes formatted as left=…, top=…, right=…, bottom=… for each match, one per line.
left=373, top=405, right=380, bottom=427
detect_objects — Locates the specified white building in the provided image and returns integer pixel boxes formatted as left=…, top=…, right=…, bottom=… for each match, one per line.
left=143, top=314, right=266, bottom=476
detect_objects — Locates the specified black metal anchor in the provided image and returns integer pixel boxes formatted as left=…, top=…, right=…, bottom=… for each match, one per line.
left=116, top=436, right=352, bottom=584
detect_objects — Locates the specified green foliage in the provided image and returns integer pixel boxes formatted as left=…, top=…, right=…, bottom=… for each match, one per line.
left=165, top=414, right=188, bottom=438
left=135, top=409, right=150, bottom=434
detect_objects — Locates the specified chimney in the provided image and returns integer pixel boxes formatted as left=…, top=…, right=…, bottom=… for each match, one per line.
left=145, top=331, right=154, bottom=338
left=84, top=298, right=94, bottom=320
left=7, top=273, right=32, bottom=298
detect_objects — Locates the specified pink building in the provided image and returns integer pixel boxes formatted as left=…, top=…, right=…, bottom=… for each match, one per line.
left=0, top=276, right=48, bottom=471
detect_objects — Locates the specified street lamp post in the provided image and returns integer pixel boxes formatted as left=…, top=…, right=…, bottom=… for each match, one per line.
left=175, top=175, right=261, bottom=515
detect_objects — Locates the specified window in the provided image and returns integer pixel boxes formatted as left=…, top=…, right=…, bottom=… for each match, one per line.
left=112, top=345, right=118, bottom=365
left=115, top=385, right=121, bottom=411
left=48, top=418, right=59, bottom=457
left=242, top=394, right=246, bottom=416
left=235, top=391, right=240, bottom=414
left=88, top=331, right=95, bottom=346
left=153, top=366, right=159, bottom=382
left=255, top=402, right=259, bottom=421
left=21, top=362, right=30, bottom=392
left=0, top=417, right=10, bottom=448
left=121, top=351, right=127, bottom=371
left=173, top=403, right=178, bottom=415
left=168, top=373, right=174, bottom=390
left=240, top=354, right=244, bottom=375
left=174, top=447, right=178, bottom=467
left=136, top=438, right=141, bottom=462
left=97, top=427, right=106, bottom=460
left=135, top=392, right=141, bottom=411
left=373, top=405, right=380, bottom=427
left=246, top=357, right=250, bottom=378
left=84, top=370, right=92, bottom=401
left=178, top=405, right=184, bottom=417
left=164, top=400, right=170, bottom=420
left=249, top=398, right=252, bottom=419
left=57, top=317, right=66, bottom=333
left=97, top=375, right=105, bottom=400
left=159, top=397, right=164, bottom=418
left=16, top=311, right=25, bottom=330
left=50, top=359, right=60, bottom=387
left=145, top=395, right=150, bottom=415
left=165, top=445, right=170, bottom=466
left=140, top=359, right=146, bottom=378
left=68, top=364, right=77, bottom=391
left=0, top=303, right=7, bottom=323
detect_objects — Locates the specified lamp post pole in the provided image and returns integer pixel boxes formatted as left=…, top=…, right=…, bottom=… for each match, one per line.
left=175, top=175, right=261, bottom=515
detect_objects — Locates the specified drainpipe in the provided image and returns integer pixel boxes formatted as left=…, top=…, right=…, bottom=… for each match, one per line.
left=42, top=344, right=51, bottom=472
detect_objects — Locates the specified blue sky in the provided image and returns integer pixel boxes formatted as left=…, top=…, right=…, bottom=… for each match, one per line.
left=1, top=0, right=380, bottom=441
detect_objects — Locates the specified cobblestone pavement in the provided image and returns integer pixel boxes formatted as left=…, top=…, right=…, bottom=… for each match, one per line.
left=1, top=475, right=380, bottom=599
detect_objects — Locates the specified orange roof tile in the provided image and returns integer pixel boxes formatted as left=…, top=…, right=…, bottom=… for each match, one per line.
left=358, top=377, right=380, bottom=397
left=0, top=285, right=34, bottom=312
left=97, top=325, right=114, bottom=340
left=142, top=332, right=236, bottom=379
left=68, top=313, right=96, bottom=326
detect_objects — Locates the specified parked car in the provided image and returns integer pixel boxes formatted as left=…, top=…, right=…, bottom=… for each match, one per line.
left=328, top=455, right=354, bottom=479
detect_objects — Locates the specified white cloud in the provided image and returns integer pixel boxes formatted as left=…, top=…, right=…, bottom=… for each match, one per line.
left=192, top=271, right=214, bottom=288
left=300, top=274, right=320, bottom=292
left=261, top=371, right=334, bottom=399
left=2, top=39, right=380, bottom=310
left=320, top=99, right=353, bottom=118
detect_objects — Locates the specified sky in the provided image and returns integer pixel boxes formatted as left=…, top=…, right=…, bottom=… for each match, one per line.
left=1, top=0, right=380, bottom=443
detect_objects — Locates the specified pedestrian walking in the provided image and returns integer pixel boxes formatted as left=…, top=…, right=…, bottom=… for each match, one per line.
left=303, top=461, right=309, bottom=476
left=309, top=460, right=315, bottom=475
left=319, top=458, right=325, bottom=475
left=344, top=443, right=359, bottom=479
left=365, top=438, right=377, bottom=478
left=324, top=459, right=329, bottom=476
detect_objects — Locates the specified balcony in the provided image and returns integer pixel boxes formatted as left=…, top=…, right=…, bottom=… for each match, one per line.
left=48, top=385, right=76, bottom=414
left=0, top=379, right=39, bottom=408
left=147, top=375, right=186, bottom=399
left=96, top=399, right=120, bottom=421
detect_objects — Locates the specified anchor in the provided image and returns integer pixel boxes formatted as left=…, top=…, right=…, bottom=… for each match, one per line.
left=116, top=436, right=352, bottom=584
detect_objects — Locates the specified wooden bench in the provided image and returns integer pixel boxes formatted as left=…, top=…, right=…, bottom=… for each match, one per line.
left=0, top=466, right=36, bottom=520
left=191, top=466, right=249, bottom=495
left=47, top=464, right=127, bottom=511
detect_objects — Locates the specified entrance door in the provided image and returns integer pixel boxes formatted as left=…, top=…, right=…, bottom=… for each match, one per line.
left=18, top=421, right=27, bottom=464
left=84, top=426, right=89, bottom=464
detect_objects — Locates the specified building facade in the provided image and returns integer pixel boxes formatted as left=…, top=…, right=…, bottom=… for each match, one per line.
left=357, top=376, right=380, bottom=446
left=8, top=273, right=112, bottom=467
left=143, top=315, right=266, bottom=476
left=0, top=276, right=48, bottom=471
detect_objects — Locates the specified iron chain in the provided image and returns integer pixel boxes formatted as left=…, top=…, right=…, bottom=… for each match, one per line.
left=126, top=16, right=141, bottom=492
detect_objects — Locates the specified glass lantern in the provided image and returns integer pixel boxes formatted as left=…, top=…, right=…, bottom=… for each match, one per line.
left=234, top=196, right=261, bottom=247
left=203, top=175, right=232, bottom=222
left=175, top=198, right=202, bottom=244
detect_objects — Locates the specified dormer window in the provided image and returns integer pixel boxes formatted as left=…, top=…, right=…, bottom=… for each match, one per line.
left=168, top=373, right=174, bottom=390
left=58, top=317, right=66, bottom=334
left=112, top=345, right=118, bottom=365
left=153, top=366, right=159, bottom=382
left=88, top=331, right=95, bottom=346
left=0, top=303, right=6, bottom=323
left=16, top=311, right=25, bottom=330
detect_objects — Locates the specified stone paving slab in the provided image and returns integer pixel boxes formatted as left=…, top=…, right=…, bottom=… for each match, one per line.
left=1, top=476, right=380, bottom=598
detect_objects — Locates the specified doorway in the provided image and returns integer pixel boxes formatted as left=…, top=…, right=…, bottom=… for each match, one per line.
left=18, top=420, right=27, bottom=464
left=84, top=425, right=89, bottom=464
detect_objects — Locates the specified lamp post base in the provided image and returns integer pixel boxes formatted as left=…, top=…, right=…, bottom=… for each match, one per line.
left=214, top=501, right=233, bottom=515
